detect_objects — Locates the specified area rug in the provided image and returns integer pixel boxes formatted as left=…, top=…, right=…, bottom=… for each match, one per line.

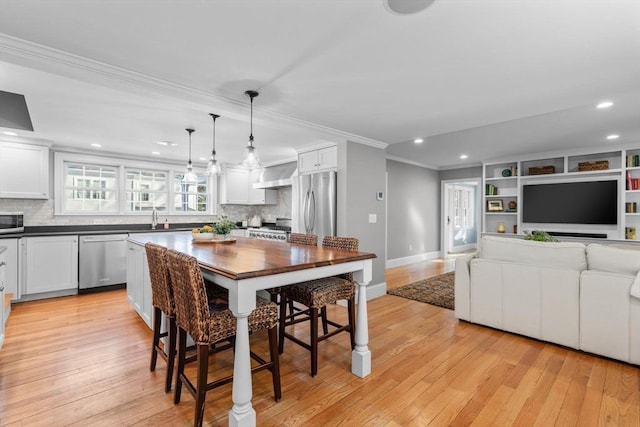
left=387, top=271, right=455, bottom=310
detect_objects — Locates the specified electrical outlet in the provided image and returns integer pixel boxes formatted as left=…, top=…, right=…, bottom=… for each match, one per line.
left=368, top=213, right=377, bottom=223
left=409, top=244, right=413, bottom=251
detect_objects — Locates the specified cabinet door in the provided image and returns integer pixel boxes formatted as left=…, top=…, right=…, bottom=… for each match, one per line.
left=0, top=238, right=20, bottom=300
left=221, top=167, right=250, bottom=204
left=0, top=251, right=6, bottom=348
left=126, top=242, right=141, bottom=310
left=317, top=146, right=337, bottom=171
left=126, top=242, right=152, bottom=328
left=24, top=235, right=78, bottom=294
left=298, top=151, right=319, bottom=174
left=0, top=142, right=49, bottom=199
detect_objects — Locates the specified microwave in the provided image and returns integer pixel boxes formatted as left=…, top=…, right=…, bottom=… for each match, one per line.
left=0, top=212, right=24, bottom=234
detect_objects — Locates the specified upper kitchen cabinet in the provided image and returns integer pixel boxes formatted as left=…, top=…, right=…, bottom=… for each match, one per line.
left=218, top=165, right=276, bottom=205
left=298, top=146, right=337, bottom=174
left=0, top=142, right=49, bottom=199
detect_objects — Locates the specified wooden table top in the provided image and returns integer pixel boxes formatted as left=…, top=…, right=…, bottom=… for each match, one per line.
left=127, top=232, right=376, bottom=280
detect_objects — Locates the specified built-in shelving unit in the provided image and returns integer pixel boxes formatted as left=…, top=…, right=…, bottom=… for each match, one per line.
left=483, top=147, right=640, bottom=241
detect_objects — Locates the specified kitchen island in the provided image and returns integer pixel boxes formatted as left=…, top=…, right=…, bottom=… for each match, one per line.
left=126, top=232, right=376, bottom=427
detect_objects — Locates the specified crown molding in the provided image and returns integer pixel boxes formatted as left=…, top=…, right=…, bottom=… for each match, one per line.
left=0, top=33, right=388, bottom=150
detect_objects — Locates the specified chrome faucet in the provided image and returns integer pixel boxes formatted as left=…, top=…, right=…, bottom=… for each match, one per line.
left=151, top=207, right=158, bottom=229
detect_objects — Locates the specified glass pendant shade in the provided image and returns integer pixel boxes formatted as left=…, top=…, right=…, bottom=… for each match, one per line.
left=241, top=90, right=262, bottom=169
left=206, top=113, right=222, bottom=175
left=183, top=128, right=197, bottom=184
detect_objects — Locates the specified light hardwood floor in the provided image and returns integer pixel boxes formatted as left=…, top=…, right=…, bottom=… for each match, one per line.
left=1, top=259, right=638, bottom=426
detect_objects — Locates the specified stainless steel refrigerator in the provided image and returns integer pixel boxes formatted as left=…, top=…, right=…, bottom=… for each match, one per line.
left=298, top=171, right=337, bottom=241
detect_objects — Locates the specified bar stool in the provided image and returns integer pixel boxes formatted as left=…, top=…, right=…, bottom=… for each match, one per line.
left=145, top=242, right=177, bottom=393
left=266, top=232, right=318, bottom=310
left=279, top=236, right=358, bottom=376
left=164, top=249, right=281, bottom=427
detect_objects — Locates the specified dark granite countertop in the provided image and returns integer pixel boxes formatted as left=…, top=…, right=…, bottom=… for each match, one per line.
left=0, top=222, right=275, bottom=239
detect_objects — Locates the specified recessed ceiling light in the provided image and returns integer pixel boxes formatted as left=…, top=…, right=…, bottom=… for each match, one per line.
left=156, top=140, right=178, bottom=146
left=3, top=131, right=18, bottom=136
left=91, top=143, right=102, bottom=148
left=151, top=151, right=160, bottom=155
left=597, top=101, right=613, bottom=109
left=606, top=134, right=620, bottom=140
left=459, top=154, right=468, bottom=159
left=385, top=0, right=437, bottom=15
left=414, top=138, right=424, bottom=144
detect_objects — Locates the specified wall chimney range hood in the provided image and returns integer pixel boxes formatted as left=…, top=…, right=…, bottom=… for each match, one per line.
left=0, top=90, right=34, bottom=131
left=253, top=161, right=297, bottom=189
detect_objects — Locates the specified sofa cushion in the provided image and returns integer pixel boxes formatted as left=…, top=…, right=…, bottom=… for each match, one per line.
left=586, top=243, right=640, bottom=276
left=480, top=236, right=587, bottom=271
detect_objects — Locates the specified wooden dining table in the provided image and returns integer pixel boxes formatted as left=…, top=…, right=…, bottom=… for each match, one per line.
left=127, top=232, right=376, bottom=427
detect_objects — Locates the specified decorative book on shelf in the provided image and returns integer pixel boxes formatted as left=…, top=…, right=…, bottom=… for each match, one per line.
left=627, top=172, right=640, bottom=190
left=485, top=183, right=498, bottom=195
left=627, top=154, right=640, bottom=168
left=626, top=202, right=638, bottom=213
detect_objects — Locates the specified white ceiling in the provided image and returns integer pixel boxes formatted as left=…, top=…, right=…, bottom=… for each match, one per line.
left=0, top=0, right=639, bottom=169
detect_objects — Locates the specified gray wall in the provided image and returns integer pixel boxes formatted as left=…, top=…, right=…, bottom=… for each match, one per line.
left=337, top=142, right=386, bottom=287
left=386, top=160, right=440, bottom=260
left=439, top=166, right=482, bottom=181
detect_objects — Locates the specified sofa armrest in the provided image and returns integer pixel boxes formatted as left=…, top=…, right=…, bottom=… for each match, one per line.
left=454, top=251, right=478, bottom=321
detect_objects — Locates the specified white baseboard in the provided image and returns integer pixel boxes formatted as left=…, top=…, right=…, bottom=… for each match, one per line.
left=386, top=251, right=441, bottom=269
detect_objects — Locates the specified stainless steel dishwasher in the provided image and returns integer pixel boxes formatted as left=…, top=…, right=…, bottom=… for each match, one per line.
left=79, top=234, right=128, bottom=291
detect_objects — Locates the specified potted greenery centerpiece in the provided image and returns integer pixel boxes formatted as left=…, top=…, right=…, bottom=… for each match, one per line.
left=523, top=230, right=558, bottom=242
left=213, top=217, right=236, bottom=240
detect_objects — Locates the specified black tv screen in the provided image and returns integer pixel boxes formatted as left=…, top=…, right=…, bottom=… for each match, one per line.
left=522, top=180, right=618, bottom=225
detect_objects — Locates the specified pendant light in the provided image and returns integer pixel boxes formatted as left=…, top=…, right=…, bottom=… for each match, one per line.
left=241, top=90, right=262, bottom=169
left=206, top=113, right=222, bottom=175
left=183, top=128, right=197, bottom=184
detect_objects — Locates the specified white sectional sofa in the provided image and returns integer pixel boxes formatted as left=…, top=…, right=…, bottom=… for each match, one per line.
left=455, top=235, right=640, bottom=365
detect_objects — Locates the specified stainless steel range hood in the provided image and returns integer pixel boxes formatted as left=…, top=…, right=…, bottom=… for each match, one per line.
left=0, top=90, right=34, bottom=131
left=253, top=161, right=297, bottom=189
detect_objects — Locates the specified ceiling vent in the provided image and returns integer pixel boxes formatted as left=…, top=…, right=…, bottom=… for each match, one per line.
left=0, top=90, right=34, bottom=131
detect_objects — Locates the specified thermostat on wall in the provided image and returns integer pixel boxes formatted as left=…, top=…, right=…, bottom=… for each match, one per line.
left=376, top=191, right=384, bottom=201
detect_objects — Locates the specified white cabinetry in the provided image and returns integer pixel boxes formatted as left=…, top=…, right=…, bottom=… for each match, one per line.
left=0, top=142, right=49, bottom=199
left=219, top=166, right=276, bottom=205
left=0, top=248, right=6, bottom=349
left=22, top=235, right=78, bottom=295
left=483, top=148, right=629, bottom=240
left=126, top=240, right=152, bottom=328
left=624, top=149, right=640, bottom=240
left=483, top=162, right=519, bottom=236
left=298, top=146, right=337, bottom=174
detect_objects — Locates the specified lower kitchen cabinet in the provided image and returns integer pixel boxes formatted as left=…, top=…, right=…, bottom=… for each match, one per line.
left=0, top=248, right=6, bottom=348
left=126, top=241, right=152, bottom=328
left=22, top=235, right=78, bottom=296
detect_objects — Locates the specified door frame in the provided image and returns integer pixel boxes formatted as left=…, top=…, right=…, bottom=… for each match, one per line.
left=441, top=177, right=482, bottom=255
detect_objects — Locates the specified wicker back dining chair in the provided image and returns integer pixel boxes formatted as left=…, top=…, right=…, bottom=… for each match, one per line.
left=145, top=242, right=178, bottom=393
left=266, top=232, right=318, bottom=307
left=164, top=249, right=281, bottom=427
left=278, top=236, right=358, bottom=376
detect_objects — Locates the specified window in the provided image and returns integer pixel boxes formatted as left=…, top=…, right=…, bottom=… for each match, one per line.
left=452, top=186, right=474, bottom=229
left=55, top=152, right=215, bottom=215
left=125, top=169, right=168, bottom=212
left=173, top=173, right=209, bottom=212
left=63, top=163, right=118, bottom=213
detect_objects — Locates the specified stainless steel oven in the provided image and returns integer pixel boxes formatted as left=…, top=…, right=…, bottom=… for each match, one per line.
left=0, top=212, right=24, bottom=234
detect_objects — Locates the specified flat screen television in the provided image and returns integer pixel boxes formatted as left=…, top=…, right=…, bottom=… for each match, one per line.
left=522, top=180, right=618, bottom=225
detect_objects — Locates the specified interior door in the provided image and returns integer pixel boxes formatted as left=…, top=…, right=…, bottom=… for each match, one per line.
left=442, top=179, right=481, bottom=255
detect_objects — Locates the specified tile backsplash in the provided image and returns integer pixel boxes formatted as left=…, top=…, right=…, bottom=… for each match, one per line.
left=0, top=186, right=292, bottom=226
